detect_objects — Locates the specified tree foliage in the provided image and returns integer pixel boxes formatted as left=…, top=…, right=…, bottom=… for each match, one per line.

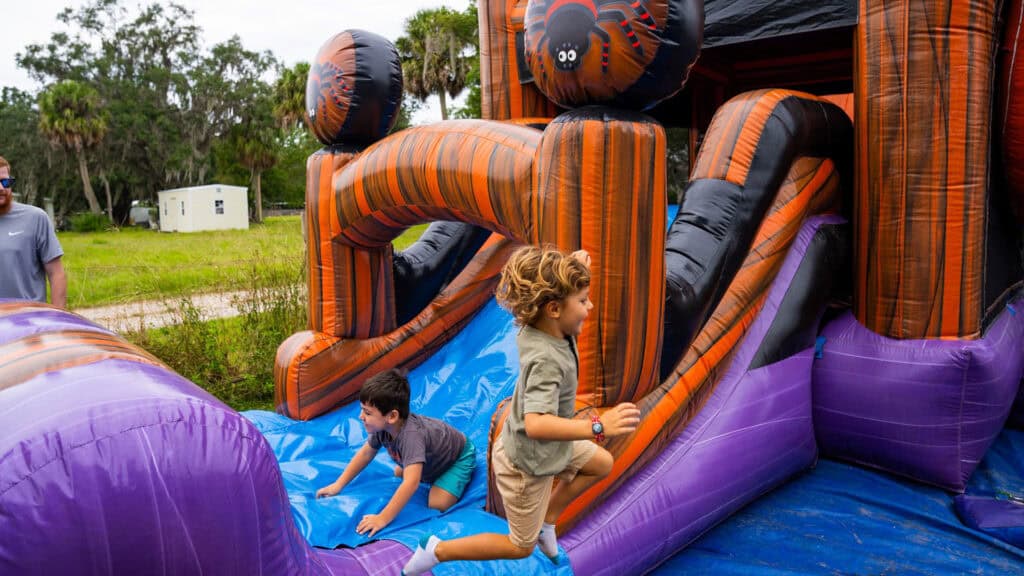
left=0, top=88, right=67, bottom=209
left=2, top=0, right=485, bottom=224
left=38, top=80, right=108, bottom=215
left=273, top=62, right=310, bottom=131
left=396, top=4, right=479, bottom=120
left=10, top=0, right=291, bottom=223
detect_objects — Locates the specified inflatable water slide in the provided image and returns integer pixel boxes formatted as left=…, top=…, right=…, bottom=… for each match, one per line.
left=2, top=0, right=1024, bottom=574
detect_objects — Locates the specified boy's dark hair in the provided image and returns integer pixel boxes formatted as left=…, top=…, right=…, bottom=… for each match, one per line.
left=359, top=369, right=410, bottom=419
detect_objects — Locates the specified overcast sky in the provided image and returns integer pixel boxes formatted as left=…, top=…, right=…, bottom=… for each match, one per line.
left=2, top=0, right=471, bottom=123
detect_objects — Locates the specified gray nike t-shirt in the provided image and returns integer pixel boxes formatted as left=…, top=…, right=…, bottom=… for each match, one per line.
left=0, top=203, right=64, bottom=302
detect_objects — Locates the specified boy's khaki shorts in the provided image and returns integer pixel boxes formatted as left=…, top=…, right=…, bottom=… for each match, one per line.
left=491, top=438, right=598, bottom=549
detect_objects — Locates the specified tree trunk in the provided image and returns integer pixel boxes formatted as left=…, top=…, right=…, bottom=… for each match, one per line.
left=253, top=169, right=263, bottom=223
left=100, top=170, right=113, bottom=222
left=439, top=91, right=448, bottom=121
left=76, top=152, right=101, bottom=214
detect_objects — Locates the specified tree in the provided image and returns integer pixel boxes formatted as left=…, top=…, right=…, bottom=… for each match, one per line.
left=273, top=62, right=310, bottom=130
left=232, top=87, right=278, bottom=223
left=17, top=0, right=279, bottom=221
left=0, top=87, right=66, bottom=208
left=395, top=5, right=478, bottom=120
left=185, top=36, right=278, bottom=186
left=450, top=55, right=481, bottom=119
left=38, top=80, right=108, bottom=216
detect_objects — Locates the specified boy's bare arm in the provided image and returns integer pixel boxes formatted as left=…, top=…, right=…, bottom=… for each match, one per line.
left=524, top=402, right=640, bottom=441
left=356, top=463, right=423, bottom=537
left=316, top=442, right=378, bottom=498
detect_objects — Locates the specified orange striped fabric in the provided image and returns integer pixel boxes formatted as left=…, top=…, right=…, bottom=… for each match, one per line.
left=532, top=110, right=667, bottom=407
left=823, top=93, right=854, bottom=121
left=279, top=121, right=543, bottom=419
left=693, top=89, right=806, bottom=185
left=306, top=148, right=360, bottom=335
left=854, top=0, right=998, bottom=339
left=0, top=301, right=62, bottom=318
left=478, top=0, right=559, bottom=120
left=305, top=122, right=540, bottom=341
left=0, top=326, right=167, bottom=392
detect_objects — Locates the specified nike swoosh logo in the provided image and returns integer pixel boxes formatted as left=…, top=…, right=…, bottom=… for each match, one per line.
left=8, top=231, right=24, bottom=236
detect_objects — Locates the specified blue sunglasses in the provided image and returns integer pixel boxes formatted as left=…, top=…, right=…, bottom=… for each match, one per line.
left=0, top=178, right=14, bottom=189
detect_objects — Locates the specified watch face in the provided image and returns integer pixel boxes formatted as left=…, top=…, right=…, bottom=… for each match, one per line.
left=592, top=421, right=604, bottom=435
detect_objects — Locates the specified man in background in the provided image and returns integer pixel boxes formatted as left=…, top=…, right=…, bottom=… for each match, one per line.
left=0, top=155, right=66, bottom=308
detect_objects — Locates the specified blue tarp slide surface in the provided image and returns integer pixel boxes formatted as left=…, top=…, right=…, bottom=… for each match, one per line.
left=245, top=299, right=572, bottom=575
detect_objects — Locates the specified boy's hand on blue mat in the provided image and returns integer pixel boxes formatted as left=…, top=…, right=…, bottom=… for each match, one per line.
left=394, top=465, right=403, bottom=477
left=356, top=513, right=390, bottom=537
left=315, top=481, right=342, bottom=499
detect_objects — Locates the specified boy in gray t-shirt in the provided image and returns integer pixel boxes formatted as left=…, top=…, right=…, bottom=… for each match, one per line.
left=316, top=369, right=475, bottom=538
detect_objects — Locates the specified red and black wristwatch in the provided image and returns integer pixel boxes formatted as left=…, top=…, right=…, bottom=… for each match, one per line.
left=590, top=414, right=606, bottom=443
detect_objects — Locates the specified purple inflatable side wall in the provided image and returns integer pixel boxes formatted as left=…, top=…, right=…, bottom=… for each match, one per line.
left=560, top=216, right=841, bottom=575
left=0, top=303, right=332, bottom=575
left=812, top=301, right=1024, bottom=491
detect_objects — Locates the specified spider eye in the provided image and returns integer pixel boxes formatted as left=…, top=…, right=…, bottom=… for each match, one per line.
left=558, top=50, right=567, bottom=62
left=567, top=49, right=577, bottom=62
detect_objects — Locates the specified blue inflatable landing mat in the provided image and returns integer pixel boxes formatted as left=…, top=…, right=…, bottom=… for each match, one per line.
left=653, top=430, right=1024, bottom=575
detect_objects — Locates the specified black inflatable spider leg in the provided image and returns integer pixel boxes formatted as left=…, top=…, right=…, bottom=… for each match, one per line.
left=593, top=25, right=612, bottom=72
left=598, top=9, right=644, bottom=55
left=627, top=0, right=658, bottom=30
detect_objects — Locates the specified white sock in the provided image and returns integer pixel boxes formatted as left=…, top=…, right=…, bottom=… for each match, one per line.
left=401, top=534, right=441, bottom=576
left=538, top=522, right=558, bottom=559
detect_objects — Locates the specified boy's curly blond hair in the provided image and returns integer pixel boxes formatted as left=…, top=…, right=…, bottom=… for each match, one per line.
left=496, top=246, right=590, bottom=327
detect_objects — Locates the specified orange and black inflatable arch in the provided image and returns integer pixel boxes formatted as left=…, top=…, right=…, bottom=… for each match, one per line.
left=277, top=111, right=668, bottom=421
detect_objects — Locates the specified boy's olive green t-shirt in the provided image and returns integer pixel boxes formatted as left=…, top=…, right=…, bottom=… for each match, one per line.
left=501, top=324, right=579, bottom=476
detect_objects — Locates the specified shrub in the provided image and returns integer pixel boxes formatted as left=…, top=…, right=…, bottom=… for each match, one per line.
left=69, top=212, right=110, bottom=233
left=124, top=259, right=307, bottom=412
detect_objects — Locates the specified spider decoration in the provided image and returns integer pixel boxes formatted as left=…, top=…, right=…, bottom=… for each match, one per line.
left=307, top=59, right=354, bottom=130
left=525, top=0, right=659, bottom=79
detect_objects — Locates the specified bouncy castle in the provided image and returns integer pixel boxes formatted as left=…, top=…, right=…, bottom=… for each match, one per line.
left=3, top=0, right=1024, bottom=574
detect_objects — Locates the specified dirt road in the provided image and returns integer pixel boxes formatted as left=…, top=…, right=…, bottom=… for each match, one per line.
left=73, top=290, right=251, bottom=333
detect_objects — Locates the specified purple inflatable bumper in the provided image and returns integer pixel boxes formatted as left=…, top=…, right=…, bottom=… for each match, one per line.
left=812, top=302, right=1024, bottom=491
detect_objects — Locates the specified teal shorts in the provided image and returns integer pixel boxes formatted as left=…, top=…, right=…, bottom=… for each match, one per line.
left=433, top=439, right=476, bottom=499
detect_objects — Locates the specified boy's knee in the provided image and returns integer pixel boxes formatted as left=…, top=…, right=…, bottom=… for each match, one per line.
left=511, top=543, right=534, bottom=559
left=592, top=448, right=613, bottom=477
left=429, top=500, right=454, bottom=512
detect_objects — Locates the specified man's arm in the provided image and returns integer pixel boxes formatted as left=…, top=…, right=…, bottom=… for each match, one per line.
left=44, top=257, right=66, bottom=309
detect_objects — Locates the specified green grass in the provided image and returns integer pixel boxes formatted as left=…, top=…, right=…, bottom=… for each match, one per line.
left=127, top=279, right=308, bottom=412
left=61, top=216, right=428, bottom=308
left=63, top=214, right=429, bottom=411
left=95, top=216, right=428, bottom=412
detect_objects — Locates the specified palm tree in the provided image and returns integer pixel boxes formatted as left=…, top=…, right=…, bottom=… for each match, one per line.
left=273, top=62, right=310, bottom=130
left=38, top=80, right=109, bottom=217
left=233, top=109, right=277, bottom=224
left=396, top=6, right=478, bottom=121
